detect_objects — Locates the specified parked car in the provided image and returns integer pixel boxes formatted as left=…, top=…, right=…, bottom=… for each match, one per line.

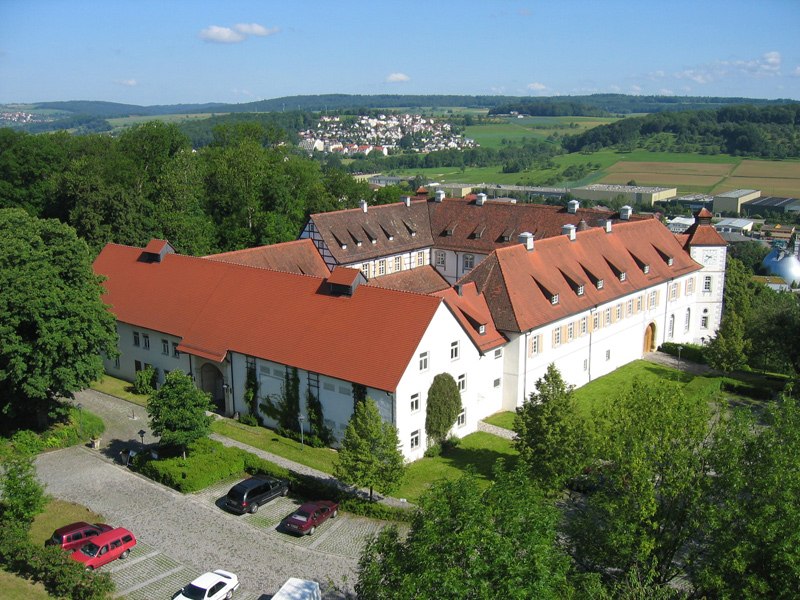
left=45, top=521, right=113, bottom=551
left=225, top=475, right=289, bottom=514
left=282, top=501, right=339, bottom=535
left=173, top=569, right=239, bottom=600
left=272, top=578, right=321, bottom=600
left=69, top=527, right=136, bottom=570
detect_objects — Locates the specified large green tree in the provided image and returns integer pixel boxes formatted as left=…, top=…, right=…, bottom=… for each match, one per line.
left=514, top=363, right=591, bottom=492
left=566, top=378, right=713, bottom=585
left=705, top=311, right=749, bottom=372
left=334, top=397, right=404, bottom=501
left=425, top=373, right=462, bottom=446
left=0, top=209, right=118, bottom=426
left=356, top=466, right=572, bottom=599
left=147, top=370, right=212, bottom=457
left=693, top=390, right=800, bottom=598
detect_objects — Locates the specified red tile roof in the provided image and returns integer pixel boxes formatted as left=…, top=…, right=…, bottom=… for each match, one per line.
left=435, top=283, right=507, bottom=353
left=327, top=266, right=361, bottom=286
left=204, top=239, right=330, bottom=277
left=94, top=244, right=442, bottom=392
left=144, top=239, right=171, bottom=254
left=427, top=197, right=648, bottom=254
left=367, top=265, right=450, bottom=294
left=309, top=199, right=434, bottom=264
left=460, top=219, right=702, bottom=333
left=682, top=209, right=727, bottom=248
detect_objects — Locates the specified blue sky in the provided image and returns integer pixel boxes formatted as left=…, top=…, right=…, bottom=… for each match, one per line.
left=1, top=0, right=799, bottom=105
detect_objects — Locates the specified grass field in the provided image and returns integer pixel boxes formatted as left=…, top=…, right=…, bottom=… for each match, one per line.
left=90, top=375, right=148, bottom=407
left=0, top=570, right=49, bottom=600
left=465, top=116, right=618, bottom=148
left=29, top=498, right=107, bottom=545
left=107, top=112, right=222, bottom=129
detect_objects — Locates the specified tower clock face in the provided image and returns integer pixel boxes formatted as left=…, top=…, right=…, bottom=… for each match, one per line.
left=703, top=251, right=715, bottom=264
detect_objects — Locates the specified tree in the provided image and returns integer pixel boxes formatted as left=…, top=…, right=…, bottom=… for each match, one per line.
left=425, top=373, right=462, bottom=446
left=334, top=397, right=404, bottom=501
left=693, top=391, right=800, bottom=598
left=356, top=466, right=572, bottom=599
left=0, top=209, right=118, bottom=427
left=0, top=453, right=47, bottom=526
left=514, top=363, right=591, bottom=492
left=566, top=378, right=713, bottom=585
left=729, top=241, right=770, bottom=275
left=147, top=370, right=212, bottom=458
left=705, top=312, right=749, bottom=372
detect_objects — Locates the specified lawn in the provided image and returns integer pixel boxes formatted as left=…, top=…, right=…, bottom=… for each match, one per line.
left=0, top=570, right=50, bottom=600
left=395, top=432, right=517, bottom=503
left=483, top=411, right=516, bottom=430
left=90, top=375, right=148, bottom=407
left=211, top=418, right=339, bottom=474
left=29, top=498, right=107, bottom=546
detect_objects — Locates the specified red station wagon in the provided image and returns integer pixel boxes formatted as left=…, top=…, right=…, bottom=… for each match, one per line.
left=70, top=527, right=136, bottom=570
left=45, top=521, right=113, bottom=551
left=282, top=500, right=339, bottom=536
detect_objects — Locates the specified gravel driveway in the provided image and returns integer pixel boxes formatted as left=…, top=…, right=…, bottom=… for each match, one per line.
left=36, top=446, right=360, bottom=598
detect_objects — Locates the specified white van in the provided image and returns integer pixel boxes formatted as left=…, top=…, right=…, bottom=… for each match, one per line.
left=272, top=578, right=322, bottom=600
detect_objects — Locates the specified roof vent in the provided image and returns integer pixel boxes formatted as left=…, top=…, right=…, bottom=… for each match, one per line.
left=435, top=189, right=446, bottom=203
left=562, top=224, right=577, bottom=241
left=476, top=193, right=487, bottom=206
left=359, top=199, right=368, bottom=213
left=603, top=219, right=612, bottom=233
left=402, top=196, right=411, bottom=207
left=568, top=199, right=580, bottom=214
left=519, top=231, right=534, bottom=251
left=620, top=205, right=632, bottom=220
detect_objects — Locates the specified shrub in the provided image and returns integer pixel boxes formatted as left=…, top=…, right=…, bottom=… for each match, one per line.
left=721, top=379, right=774, bottom=400
left=423, top=443, right=442, bottom=458
left=659, top=342, right=707, bottom=364
left=133, top=366, right=156, bottom=395
left=238, top=413, right=259, bottom=427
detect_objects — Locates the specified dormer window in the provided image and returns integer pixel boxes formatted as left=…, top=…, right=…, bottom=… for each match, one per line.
left=643, top=264, right=650, bottom=274
left=478, top=324, right=486, bottom=335
left=597, top=279, right=604, bottom=289
left=577, top=285, right=585, bottom=296
left=551, top=294, right=559, bottom=305
left=667, top=257, right=674, bottom=266
left=619, top=272, right=627, bottom=282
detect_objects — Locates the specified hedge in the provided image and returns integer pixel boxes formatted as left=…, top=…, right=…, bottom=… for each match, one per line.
left=134, top=438, right=413, bottom=522
left=720, top=379, right=775, bottom=401
left=659, top=342, right=707, bottom=364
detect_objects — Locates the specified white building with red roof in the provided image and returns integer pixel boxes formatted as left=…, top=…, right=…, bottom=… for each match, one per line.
left=94, top=200, right=726, bottom=461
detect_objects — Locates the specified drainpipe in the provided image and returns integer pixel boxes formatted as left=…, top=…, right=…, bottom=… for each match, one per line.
left=228, top=353, right=235, bottom=415
left=522, top=331, right=529, bottom=404
left=588, top=306, right=596, bottom=381
left=662, top=280, right=673, bottom=348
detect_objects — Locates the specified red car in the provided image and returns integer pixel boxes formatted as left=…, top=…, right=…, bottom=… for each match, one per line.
left=70, top=527, right=136, bottom=570
left=282, top=501, right=339, bottom=535
left=45, top=522, right=113, bottom=551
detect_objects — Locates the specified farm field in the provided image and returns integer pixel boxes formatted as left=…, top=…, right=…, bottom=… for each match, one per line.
left=391, top=149, right=800, bottom=198
left=466, top=116, right=619, bottom=148
left=107, top=112, right=222, bottom=129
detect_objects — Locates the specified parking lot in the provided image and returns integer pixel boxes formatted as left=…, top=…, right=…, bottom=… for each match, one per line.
left=35, top=445, right=398, bottom=599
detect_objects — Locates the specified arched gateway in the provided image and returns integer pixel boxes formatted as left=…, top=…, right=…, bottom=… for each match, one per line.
left=200, top=363, right=225, bottom=413
left=643, top=322, right=657, bottom=353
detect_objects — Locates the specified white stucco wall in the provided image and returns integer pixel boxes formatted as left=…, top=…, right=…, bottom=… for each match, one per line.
left=432, top=249, right=488, bottom=284
left=105, top=322, right=191, bottom=385
left=689, top=245, right=727, bottom=344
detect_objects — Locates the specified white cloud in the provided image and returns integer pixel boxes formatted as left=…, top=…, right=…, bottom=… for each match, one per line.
left=791, top=66, right=800, bottom=76
left=630, top=84, right=642, bottom=94
left=200, top=22, right=277, bottom=44
left=234, top=23, right=279, bottom=37
left=386, top=72, right=410, bottom=83
left=526, top=82, right=547, bottom=91
left=648, top=70, right=666, bottom=80
left=608, top=84, right=621, bottom=92
left=674, top=51, right=783, bottom=84
left=115, top=79, right=137, bottom=87
left=659, top=88, right=674, bottom=96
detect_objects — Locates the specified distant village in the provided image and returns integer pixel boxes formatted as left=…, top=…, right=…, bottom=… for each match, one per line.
left=298, top=113, right=477, bottom=155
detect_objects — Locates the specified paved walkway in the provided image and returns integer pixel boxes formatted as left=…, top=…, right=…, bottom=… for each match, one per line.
left=642, top=349, right=716, bottom=376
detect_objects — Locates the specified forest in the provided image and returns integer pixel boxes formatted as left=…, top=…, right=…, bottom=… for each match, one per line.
left=0, top=121, right=385, bottom=256
left=562, top=103, right=800, bottom=158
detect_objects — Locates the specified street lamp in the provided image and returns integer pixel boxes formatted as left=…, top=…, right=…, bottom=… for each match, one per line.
left=76, top=403, right=83, bottom=436
left=298, top=415, right=305, bottom=450
left=676, top=345, right=683, bottom=365
left=138, top=429, right=146, bottom=448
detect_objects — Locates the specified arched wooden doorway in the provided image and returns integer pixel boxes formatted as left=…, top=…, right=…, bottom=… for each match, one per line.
left=200, top=363, right=225, bottom=413
left=643, top=323, right=656, bottom=353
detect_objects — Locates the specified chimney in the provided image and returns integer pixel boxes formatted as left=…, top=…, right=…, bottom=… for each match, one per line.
left=359, top=199, right=368, bottom=213
left=568, top=199, right=580, bottom=214
left=402, top=196, right=411, bottom=207
left=620, top=205, right=632, bottom=220
left=435, top=189, right=446, bottom=203
left=562, top=224, right=577, bottom=241
left=602, top=219, right=613, bottom=233
left=454, top=283, right=463, bottom=296
left=476, top=193, right=487, bottom=206
left=518, top=231, right=534, bottom=251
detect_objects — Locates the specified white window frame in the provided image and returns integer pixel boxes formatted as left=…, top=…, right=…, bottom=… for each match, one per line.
left=457, top=374, right=466, bottom=392
left=419, top=351, right=429, bottom=371
left=133, top=331, right=140, bottom=347
left=394, top=256, right=401, bottom=272
left=567, top=322, right=574, bottom=340
left=554, top=328, right=562, bottom=347
left=626, top=299, right=633, bottom=316
left=580, top=317, right=587, bottom=335
left=416, top=251, right=424, bottom=266
left=593, top=312, right=600, bottom=329
left=703, top=276, right=712, bottom=292
left=457, top=408, right=466, bottom=427
left=161, top=339, right=169, bottom=355
left=377, top=259, right=386, bottom=276
left=410, top=393, right=420, bottom=413
left=685, top=309, right=691, bottom=332
left=648, top=291, right=657, bottom=308
left=450, top=340, right=460, bottom=361
left=172, top=342, right=180, bottom=358
left=435, top=251, right=446, bottom=268
left=494, top=348, right=503, bottom=359
left=142, top=334, right=150, bottom=350
left=410, top=430, right=420, bottom=450
left=463, top=254, right=475, bottom=272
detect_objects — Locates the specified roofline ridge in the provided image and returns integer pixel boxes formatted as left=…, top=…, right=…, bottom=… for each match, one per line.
left=204, top=238, right=312, bottom=258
